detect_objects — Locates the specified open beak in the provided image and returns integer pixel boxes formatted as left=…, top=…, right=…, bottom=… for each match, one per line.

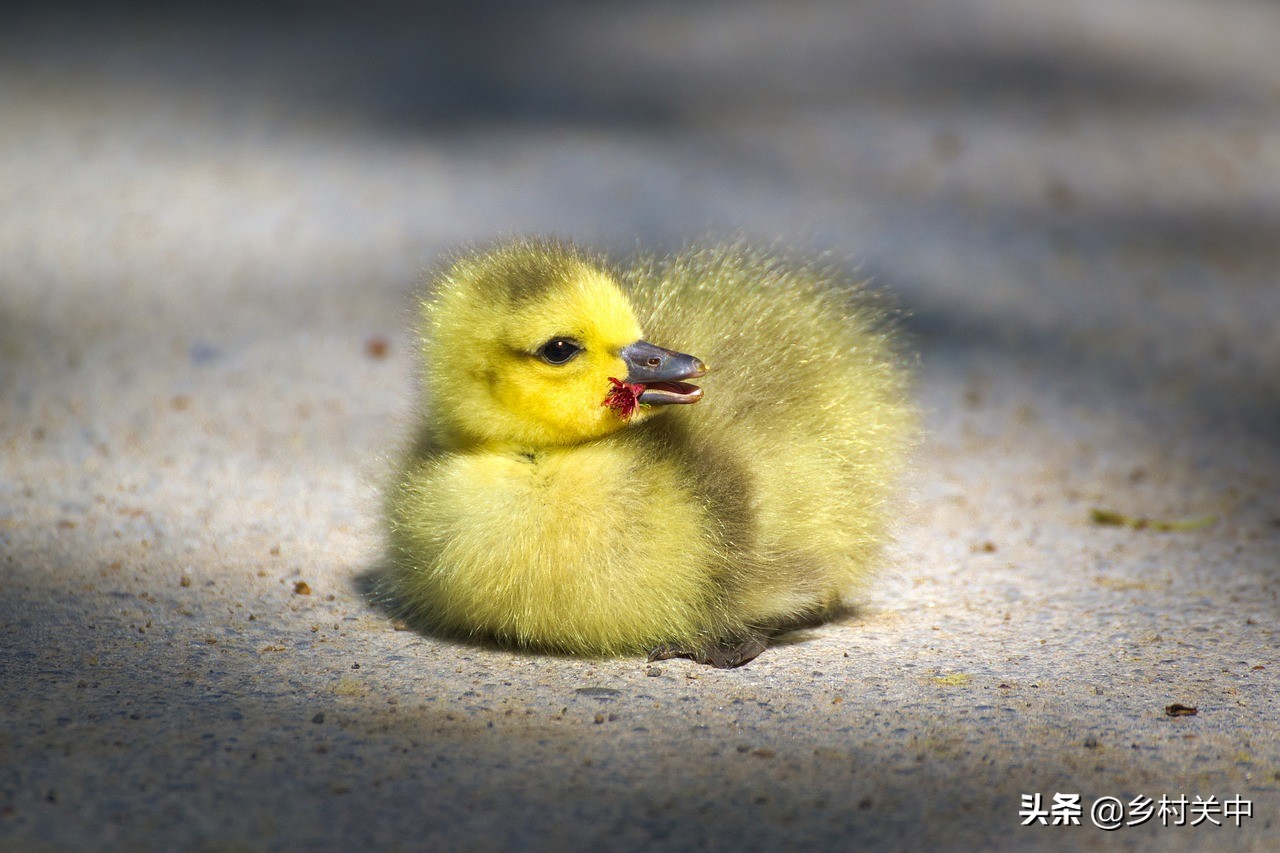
left=620, top=340, right=707, bottom=405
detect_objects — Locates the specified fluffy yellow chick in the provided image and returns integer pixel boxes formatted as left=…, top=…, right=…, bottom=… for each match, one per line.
left=383, top=240, right=913, bottom=667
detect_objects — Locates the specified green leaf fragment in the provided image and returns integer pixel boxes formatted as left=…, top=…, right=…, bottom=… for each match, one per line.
left=1089, top=508, right=1217, bottom=532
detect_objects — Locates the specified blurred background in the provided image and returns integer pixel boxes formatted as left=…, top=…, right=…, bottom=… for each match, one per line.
left=2, top=1, right=1278, bottom=849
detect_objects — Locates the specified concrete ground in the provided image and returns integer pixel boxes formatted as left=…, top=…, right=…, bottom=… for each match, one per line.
left=2, top=1, right=1278, bottom=850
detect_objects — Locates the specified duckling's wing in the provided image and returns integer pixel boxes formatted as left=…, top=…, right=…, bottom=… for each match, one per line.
left=624, top=245, right=908, bottom=429
left=622, top=245, right=915, bottom=619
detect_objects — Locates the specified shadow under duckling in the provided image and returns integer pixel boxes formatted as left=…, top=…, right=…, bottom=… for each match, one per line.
left=382, top=240, right=914, bottom=667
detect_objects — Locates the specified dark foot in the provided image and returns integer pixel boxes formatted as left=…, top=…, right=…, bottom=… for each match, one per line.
left=647, top=635, right=768, bottom=669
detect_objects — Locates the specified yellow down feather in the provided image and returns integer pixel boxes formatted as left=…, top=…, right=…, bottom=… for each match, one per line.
left=383, top=239, right=914, bottom=660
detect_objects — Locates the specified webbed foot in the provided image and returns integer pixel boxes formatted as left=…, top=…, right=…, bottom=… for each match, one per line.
left=648, top=635, right=767, bottom=669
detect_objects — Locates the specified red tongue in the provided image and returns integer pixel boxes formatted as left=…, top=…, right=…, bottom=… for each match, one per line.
left=603, top=377, right=645, bottom=419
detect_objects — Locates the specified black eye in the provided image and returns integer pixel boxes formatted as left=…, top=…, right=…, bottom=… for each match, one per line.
left=538, top=338, right=582, bottom=365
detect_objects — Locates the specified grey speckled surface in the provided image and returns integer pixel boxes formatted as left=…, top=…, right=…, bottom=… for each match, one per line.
left=3, top=1, right=1279, bottom=850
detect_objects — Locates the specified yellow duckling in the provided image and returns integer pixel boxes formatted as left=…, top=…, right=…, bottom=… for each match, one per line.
left=383, top=240, right=913, bottom=667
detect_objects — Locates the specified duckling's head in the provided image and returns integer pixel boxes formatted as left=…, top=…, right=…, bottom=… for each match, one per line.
left=423, top=241, right=706, bottom=449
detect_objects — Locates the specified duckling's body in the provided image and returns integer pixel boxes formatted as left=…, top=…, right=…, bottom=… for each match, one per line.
left=385, top=242, right=912, bottom=666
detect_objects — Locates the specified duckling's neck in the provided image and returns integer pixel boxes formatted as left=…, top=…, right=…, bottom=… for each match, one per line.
left=433, top=431, right=579, bottom=460
left=436, top=420, right=641, bottom=458
left=433, top=414, right=639, bottom=458
left=480, top=439, right=587, bottom=461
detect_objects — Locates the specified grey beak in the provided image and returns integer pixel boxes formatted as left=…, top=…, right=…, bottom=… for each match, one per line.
left=620, top=341, right=707, bottom=384
left=620, top=340, right=707, bottom=406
